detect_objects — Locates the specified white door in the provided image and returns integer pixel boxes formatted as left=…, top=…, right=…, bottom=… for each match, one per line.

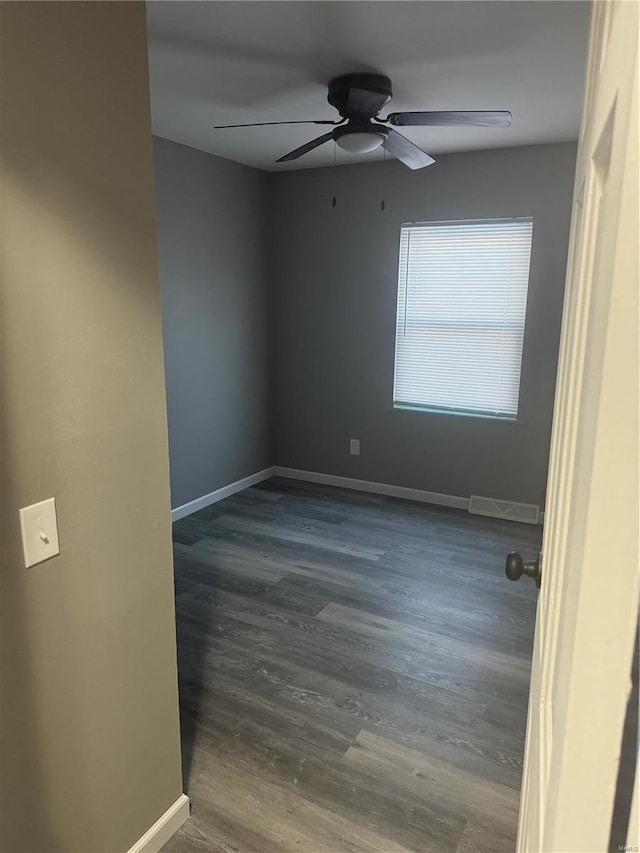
left=517, top=2, right=639, bottom=851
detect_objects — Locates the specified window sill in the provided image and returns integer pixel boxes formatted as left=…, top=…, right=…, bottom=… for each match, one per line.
left=387, top=404, right=521, bottom=423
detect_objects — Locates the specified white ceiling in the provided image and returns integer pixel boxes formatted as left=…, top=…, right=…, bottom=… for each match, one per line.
left=146, top=1, right=590, bottom=172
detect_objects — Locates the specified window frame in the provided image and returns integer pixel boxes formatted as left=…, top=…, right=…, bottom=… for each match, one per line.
left=391, top=217, right=534, bottom=422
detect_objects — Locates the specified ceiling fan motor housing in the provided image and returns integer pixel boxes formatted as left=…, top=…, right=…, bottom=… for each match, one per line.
left=327, top=73, right=393, bottom=120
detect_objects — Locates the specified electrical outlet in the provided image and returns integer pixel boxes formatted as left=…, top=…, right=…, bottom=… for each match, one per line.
left=349, top=438, right=360, bottom=456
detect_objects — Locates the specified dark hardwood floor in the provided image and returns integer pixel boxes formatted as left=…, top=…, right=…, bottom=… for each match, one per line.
left=163, top=477, right=541, bottom=853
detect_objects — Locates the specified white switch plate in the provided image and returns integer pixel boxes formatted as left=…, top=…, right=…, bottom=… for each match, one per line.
left=19, top=498, right=60, bottom=568
left=349, top=438, right=360, bottom=456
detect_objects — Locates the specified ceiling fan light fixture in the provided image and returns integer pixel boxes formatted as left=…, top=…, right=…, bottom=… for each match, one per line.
left=335, top=131, right=384, bottom=154
left=229, top=72, right=510, bottom=168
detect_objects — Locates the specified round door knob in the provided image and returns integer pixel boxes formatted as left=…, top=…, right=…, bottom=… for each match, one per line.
left=505, top=551, right=542, bottom=588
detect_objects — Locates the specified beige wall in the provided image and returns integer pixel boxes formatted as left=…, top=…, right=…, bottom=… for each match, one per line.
left=0, top=3, right=183, bottom=851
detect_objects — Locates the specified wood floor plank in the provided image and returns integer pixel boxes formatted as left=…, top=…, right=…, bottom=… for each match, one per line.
left=178, top=583, right=415, bottom=674
left=176, top=538, right=290, bottom=584
left=211, top=512, right=387, bottom=560
left=278, top=663, right=526, bottom=791
left=344, top=731, right=519, bottom=835
left=167, top=477, right=539, bottom=852
left=454, top=818, right=517, bottom=853
left=317, top=602, right=533, bottom=672
left=179, top=754, right=419, bottom=853
left=178, top=684, right=465, bottom=851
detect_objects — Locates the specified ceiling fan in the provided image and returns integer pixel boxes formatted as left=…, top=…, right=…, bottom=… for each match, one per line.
left=215, top=73, right=512, bottom=170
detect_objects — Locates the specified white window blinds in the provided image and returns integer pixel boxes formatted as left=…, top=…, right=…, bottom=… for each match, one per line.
left=393, top=218, right=534, bottom=419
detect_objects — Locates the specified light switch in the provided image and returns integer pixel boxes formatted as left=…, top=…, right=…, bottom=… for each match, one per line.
left=19, top=498, right=60, bottom=568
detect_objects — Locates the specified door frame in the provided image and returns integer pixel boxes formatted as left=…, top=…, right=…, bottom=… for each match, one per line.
left=517, top=2, right=639, bottom=850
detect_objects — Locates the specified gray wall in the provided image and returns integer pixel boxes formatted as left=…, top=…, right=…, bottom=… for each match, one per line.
left=0, top=4, right=182, bottom=851
left=153, top=137, right=271, bottom=509
left=268, top=143, right=577, bottom=507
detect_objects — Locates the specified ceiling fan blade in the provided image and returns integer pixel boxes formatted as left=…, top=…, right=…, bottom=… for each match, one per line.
left=382, top=129, right=435, bottom=170
left=214, top=119, right=343, bottom=129
left=275, top=130, right=336, bottom=163
left=386, top=111, right=512, bottom=128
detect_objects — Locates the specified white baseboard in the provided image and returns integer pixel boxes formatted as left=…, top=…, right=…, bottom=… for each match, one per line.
left=274, top=466, right=470, bottom=511
left=126, top=793, right=189, bottom=853
left=171, top=467, right=275, bottom=522
left=171, top=464, right=545, bottom=526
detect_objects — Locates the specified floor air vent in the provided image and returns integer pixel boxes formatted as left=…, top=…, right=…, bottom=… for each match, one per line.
left=468, top=495, right=540, bottom=525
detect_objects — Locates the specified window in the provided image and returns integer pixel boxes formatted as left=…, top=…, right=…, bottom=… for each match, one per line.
left=393, top=218, right=534, bottom=419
